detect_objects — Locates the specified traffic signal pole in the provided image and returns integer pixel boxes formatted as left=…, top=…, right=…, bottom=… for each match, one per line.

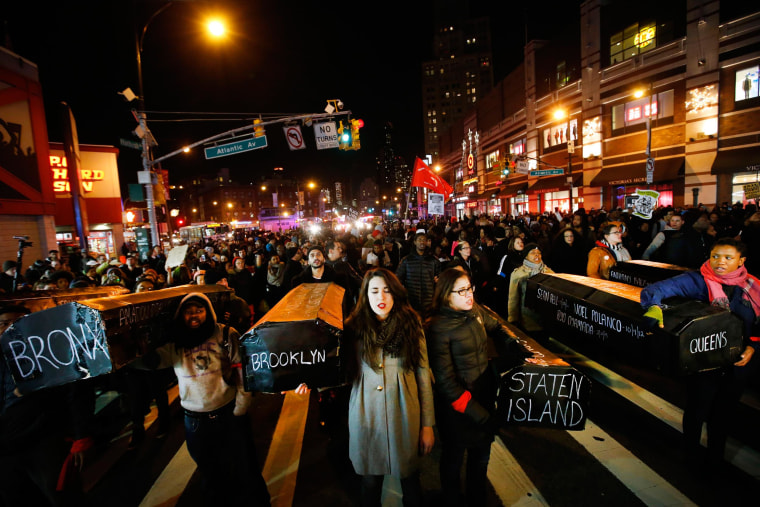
left=149, top=110, right=354, bottom=167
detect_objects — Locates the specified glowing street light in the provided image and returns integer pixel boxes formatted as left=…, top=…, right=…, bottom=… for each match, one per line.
left=207, top=19, right=226, bottom=38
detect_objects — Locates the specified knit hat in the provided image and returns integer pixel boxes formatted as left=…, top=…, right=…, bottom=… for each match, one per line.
left=2, top=260, right=16, bottom=272
left=522, top=242, right=540, bottom=257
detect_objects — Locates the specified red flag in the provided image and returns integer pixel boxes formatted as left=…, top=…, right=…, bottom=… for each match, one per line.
left=411, top=158, right=453, bottom=201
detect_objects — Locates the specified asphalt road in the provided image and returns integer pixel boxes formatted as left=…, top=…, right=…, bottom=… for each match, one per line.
left=78, top=330, right=760, bottom=507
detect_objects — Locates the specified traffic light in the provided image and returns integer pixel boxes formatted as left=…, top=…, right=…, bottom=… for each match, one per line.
left=253, top=118, right=265, bottom=138
left=338, top=121, right=352, bottom=150
left=350, top=119, right=363, bottom=150
left=176, top=217, right=185, bottom=227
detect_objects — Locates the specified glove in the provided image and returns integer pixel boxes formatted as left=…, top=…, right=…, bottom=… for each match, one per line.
left=643, top=305, right=664, bottom=329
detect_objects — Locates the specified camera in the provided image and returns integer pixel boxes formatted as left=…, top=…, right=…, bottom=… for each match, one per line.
left=13, top=236, right=33, bottom=248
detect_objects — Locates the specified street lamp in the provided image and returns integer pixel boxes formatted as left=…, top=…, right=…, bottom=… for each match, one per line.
left=133, top=3, right=227, bottom=248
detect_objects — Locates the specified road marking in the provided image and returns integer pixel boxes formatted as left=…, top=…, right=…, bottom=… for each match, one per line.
left=569, top=419, right=696, bottom=506
left=489, top=436, right=549, bottom=506
left=138, top=442, right=196, bottom=507
left=261, top=391, right=310, bottom=507
left=550, top=338, right=760, bottom=478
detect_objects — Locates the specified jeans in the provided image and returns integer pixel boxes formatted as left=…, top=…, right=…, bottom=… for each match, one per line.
left=360, top=472, right=423, bottom=507
left=440, top=440, right=492, bottom=507
left=184, top=402, right=270, bottom=505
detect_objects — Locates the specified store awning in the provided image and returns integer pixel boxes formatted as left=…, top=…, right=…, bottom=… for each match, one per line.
left=711, top=147, right=760, bottom=175
left=474, top=188, right=502, bottom=200
left=590, top=157, right=684, bottom=187
left=497, top=181, right=528, bottom=197
left=527, top=174, right=581, bottom=195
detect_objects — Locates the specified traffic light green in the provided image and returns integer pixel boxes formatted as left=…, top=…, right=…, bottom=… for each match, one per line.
left=338, top=121, right=352, bottom=150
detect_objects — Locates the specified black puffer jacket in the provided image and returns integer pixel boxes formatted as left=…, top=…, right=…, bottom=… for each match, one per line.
left=396, top=251, right=441, bottom=314
left=426, top=303, right=518, bottom=444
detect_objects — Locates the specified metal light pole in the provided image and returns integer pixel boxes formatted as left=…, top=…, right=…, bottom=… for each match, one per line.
left=134, top=3, right=172, bottom=248
left=645, top=85, right=655, bottom=189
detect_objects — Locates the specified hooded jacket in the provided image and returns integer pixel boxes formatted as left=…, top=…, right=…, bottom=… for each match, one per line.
left=151, top=292, right=250, bottom=414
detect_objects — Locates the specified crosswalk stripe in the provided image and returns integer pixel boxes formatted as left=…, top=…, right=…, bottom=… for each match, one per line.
left=549, top=338, right=760, bottom=478
left=261, top=391, right=311, bottom=507
left=569, top=419, right=696, bottom=506
left=489, top=436, right=549, bottom=506
left=138, top=442, right=196, bottom=507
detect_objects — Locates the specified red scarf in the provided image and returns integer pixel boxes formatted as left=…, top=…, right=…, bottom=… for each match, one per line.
left=700, top=261, right=760, bottom=317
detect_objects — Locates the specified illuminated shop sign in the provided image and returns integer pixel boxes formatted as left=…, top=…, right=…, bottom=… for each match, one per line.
left=50, top=155, right=105, bottom=193
left=634, top=26, right=655, bottom=48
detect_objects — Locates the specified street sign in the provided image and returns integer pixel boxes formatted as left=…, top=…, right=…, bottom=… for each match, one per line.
left=646, top=157, right=655, bottom=184
left=119, top=138, right=142, bottom=150
left=515, top=160, right=530, bottom=174
left=529, top=168, right=564, bottom=177
left=283, top=126, right=306, bottom=151
left=314, top=122, right=339, bottom=150
left=204, top=136, right=267, bottom=159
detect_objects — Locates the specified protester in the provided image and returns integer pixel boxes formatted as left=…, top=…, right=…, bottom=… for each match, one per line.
left=496, top=236, right=524, bottom=279
left=395, top=231, right=441, bottom=316
left=137, top=293, right=270, bottom=505
left=0, top=304, right=95, bottom=506
left=640, top=238, right=759, bottom=468
left=426, top=268, right=523, bottom=507
left=587, top=223, right=632, bottom=279
left=547, top=227, right=587, bottom=276
left=508, top=243, right=554, bottom=332
left=319, top=268, right=435, bottom=506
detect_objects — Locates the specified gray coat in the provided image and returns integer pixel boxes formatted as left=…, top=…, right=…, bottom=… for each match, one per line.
left=348, top=338, right=435, bottom=478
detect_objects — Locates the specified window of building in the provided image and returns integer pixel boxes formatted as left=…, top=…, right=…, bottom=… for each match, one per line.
left=611, top=89, right=674, bottom=131
left=556, top=61, right=569, bottom=89
left=609, top=22, right=656, bottom=65
left=735, top=65, right=759, bottom=102
left=732, top=173, right=760, bottom=205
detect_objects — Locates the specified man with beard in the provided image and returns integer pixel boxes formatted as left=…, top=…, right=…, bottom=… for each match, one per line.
left=291, top=245, right=350, bottom=290
left=139, top=293, right=270, bottom=505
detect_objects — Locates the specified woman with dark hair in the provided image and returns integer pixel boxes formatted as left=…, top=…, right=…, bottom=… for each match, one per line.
left=507, top=243, right=554, bottom=332
left=587, top=223, right=632, bottom=279
left=547, top=227, right=587, bottom=275
left=301, top=268, right=435, bottom=506
left=641, top=238, right=759, bottom=467
left=495, top=236, right=525, bottom=279
left=426, top=268, right=523, bottom=507
left=447, top=241, right=485, bottom=293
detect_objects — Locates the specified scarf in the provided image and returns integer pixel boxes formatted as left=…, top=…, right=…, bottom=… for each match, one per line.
left=522, top=258, right=546, bottom=276
left=597, top=240, right=632, bottom=262
left=700, top=261, right=760, bottom=316
left=373, top=318, right=403, bottom=358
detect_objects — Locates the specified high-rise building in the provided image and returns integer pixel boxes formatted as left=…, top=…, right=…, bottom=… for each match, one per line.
left=421, top=3, right=494, bottom=160
left=376, top=122, right=396, bottom=195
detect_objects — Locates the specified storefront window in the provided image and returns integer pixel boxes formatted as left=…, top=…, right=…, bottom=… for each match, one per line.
left=732, top=172, right=760, bottom=204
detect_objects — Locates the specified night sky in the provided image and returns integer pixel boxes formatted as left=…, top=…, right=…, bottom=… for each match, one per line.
left=2, top=1, right=579, bottom=192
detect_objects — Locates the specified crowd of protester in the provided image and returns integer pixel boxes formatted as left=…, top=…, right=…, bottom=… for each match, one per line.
left=1, top=200, right=759, bottom=506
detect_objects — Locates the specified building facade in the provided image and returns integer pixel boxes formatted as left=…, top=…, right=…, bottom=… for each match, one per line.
left=433, top=0, right=760, bottom=218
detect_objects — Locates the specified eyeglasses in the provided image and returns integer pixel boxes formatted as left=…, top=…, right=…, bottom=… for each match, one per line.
left=607, top=230, right=622, bottom=235
left=451, top=286, right=474, bottom=297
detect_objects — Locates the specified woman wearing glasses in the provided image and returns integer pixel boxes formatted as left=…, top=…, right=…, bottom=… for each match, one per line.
left=447, top=241, right=485, bottom=295
left=587, top=223, right=632, bottom=280
left=426, top=268, right=523, bottom=507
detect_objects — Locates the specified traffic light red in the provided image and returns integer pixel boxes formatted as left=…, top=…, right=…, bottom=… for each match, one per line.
left=350, top=119, right=363, bottom=150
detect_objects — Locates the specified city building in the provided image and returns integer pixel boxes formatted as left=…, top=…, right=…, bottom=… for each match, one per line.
left=432, top=0, right=760, bottom=218
left=421, top=6, right=494, bottom=160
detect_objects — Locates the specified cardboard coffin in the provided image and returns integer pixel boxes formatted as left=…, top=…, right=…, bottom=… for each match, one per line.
left=241, top=282, right=344, bottom=393
left=0, top=286, right=130, bottom=313
left=496, top=322, right=590, bottom=431
left=525, top=273, right=744, bottom=375
left=0, top=284, right=230, bottom=394
left=608, top=260, right=691, bottom=288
